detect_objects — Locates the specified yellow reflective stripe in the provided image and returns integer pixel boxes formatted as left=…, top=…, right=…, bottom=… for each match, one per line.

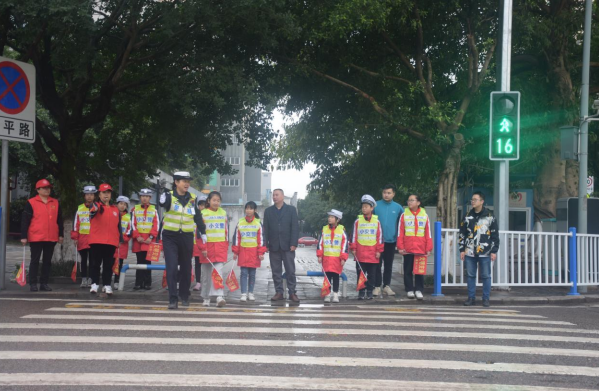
left=322, top=224, right=344, bottom=256
left=163, top=192, right=196, bottom=232
left=356, top=216, right=378, bottom=246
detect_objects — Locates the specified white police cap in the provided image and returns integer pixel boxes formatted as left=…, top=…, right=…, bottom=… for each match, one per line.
left=197, top=194, right=208, bottom=202
left=327, top=209, right=343, bottom=220
left=173, top=171, right=192, bottom=180
left=361, top=194, right=377, bottom=207
left=83, top=185, right=97, bottom=194
left=139, top=188, right=153, bottom=196
left=116, top=196, right=130, bottom=205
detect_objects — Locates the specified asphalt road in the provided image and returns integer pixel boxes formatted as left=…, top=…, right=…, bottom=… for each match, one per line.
left=1, top=296, right=599, bottom=390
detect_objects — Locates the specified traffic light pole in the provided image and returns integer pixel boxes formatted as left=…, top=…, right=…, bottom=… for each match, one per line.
left=578, top=0, right=592, bottom=236
left=494, top=0, right=512, bottom=285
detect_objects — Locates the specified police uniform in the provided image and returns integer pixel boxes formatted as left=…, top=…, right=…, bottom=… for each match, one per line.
left=159, top=172, right=206, bottom=309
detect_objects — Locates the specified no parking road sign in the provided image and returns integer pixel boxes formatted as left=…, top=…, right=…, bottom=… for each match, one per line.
left=0, top=57, right=35, bottom=143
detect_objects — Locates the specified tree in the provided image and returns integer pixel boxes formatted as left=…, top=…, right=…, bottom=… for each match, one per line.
left=272, top=0, right=497, bottom=227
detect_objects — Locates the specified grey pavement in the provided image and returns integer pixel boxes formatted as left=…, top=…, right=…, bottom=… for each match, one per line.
left=2, top=243, right=598, bottom=306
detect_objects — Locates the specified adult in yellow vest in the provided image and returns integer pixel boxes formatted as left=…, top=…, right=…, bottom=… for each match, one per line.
left=131, top=188, right=160, bottom=290
left=71, top=185, right=96, bottom=288
left=159, top=171, right=206, bottom=309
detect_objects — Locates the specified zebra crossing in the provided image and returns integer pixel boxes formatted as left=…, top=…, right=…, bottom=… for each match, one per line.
left=0, top=299, right=598, bottom=390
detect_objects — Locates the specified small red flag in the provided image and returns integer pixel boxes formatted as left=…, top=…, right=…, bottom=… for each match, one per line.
left=191, top=262, right=195, bottom=284
left=413, top=255, right=427, bottom=275
left=211, top=267, right=224, bottom=289
left=146, top=242, right=162, bottom=262
left=226, top=269, right=239, bottom=292
left=356, top=270, right=367, bottom=291
left=162, top=270, right=167, bottom=288
left=16, top=260, right=27, bottom=287
left=71, top=260, right=78, bottom=283
left=321, top=276, right=331, bottom=298
left=112, top=258, right=120, bottom=276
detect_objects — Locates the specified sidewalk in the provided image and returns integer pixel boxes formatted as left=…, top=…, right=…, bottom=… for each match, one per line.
left=2, top=244, right=598, bottom=305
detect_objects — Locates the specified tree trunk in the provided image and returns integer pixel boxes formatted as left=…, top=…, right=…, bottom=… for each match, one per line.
left=437, top=134, right=464, bottom=228
left=533, top=139, right=566, bottom=221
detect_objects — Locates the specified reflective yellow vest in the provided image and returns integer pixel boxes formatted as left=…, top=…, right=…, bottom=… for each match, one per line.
left=322, top=224, right=345, bottom=257
left=203, top=207, right=227, bottom=242
left=132, top=204, right=157, bottom=234
left=403, top=208, right=428, bottom=237
left=237, top=217, right=262, bottom=248
left=356, top=215, right=379, bottom=246
left=75, top=204, right=91, bottom=234
left=162, top=191, right=197, bottom=233
left=120, top=212, right=131, bottom=235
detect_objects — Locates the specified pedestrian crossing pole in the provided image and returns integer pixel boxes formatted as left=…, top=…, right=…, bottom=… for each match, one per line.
left=0, top=140, right=8, bottom=290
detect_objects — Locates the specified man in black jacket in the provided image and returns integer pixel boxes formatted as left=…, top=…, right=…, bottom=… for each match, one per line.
left=263, top=189, right=300, bottom=302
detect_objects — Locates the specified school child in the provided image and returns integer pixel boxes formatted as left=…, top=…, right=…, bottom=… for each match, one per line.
left=198, top=191, right=228, bottom=307
left=316, top=209, right=348, bottom=303
left=71, top=185, right=96, bottom=288
left=113, top=196, right=132, bottom=290
left=192, top=194, right=208, bottom=291
left=232, top=201, right=266, bottom=302
left=350, top=195, right=384, bottom=300
left=131, top=188, right=159, bottom=290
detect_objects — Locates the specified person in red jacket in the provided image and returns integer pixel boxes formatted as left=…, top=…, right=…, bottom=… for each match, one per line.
left=232, top=201, right=266, bottom=302
left=113, top=196, right=132, bottom=290
left=88, top=183, right=122, bottom=295
left=20, top=179, right=64, bottom=292
left=130, top=188, right=160, bottom=290
left=317, top=209, right=349, bottom=303
left=191, top=194, right=208, bottom=292
left=397, top=194, right=432, bottom=300
left=350, top=194, right=383, bottom=300
left=71, top=185, right=96, bottom=288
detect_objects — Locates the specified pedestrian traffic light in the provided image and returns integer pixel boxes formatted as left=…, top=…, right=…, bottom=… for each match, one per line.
left=489, top=91, right=520, bottom=161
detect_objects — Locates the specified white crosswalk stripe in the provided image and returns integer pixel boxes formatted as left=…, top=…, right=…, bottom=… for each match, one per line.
left=1, top=301, right=598, bottom=390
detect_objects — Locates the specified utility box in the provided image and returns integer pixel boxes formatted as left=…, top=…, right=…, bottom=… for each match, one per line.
left=556, top=197, right=599, bottom=233
left=560, top=126, right=578, bottom=160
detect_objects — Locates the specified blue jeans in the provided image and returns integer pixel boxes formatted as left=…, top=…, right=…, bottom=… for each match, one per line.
left=240, top=267, right=256, bottom=294
left=465, top=256, right=491, bottom=300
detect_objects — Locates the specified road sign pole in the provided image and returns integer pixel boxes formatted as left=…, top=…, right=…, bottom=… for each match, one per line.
left=494, top=0, right=512, bottom=285
left=0, top=140, right=9, bottom=290
left=578, top=0, right=592, bottom=236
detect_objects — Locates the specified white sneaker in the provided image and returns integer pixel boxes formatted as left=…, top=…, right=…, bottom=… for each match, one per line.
left=113, top=284, right=119, bottom=291
left=383, top=285, right=396, bottom=296
left=407, top=291, right=415, bottom=299
left=80, top=278, right=87, bottom=288
left=248, top=293, right=255, bottom=301
left=240, top=293, right=247, bottom=302
left=332, top=292, right=339, bottom=303
left=202, top=299, right=210, bottom=307
left=372, top=287, right=381, bottom=296
left=216, top=296, right=226, bottom=307
left=90, top=283, right=99, bottom=294
left=104, top=285, right=113, bottom=295
left=415, top=291, right=424, bottom=300
left=192, top=282, right=201, bottom=291
left=324, top=293, right=331, bottom=303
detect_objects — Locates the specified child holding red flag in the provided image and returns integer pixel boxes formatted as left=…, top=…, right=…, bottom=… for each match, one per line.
left=317, top=209, right=348, bottom=303
left=112, top=196, right=132, bottom=290
left=350, top=195, right=384, bottom=300
left=232, top=201, right=266, bottom=302
left=198, top=191, right=228, bottom=307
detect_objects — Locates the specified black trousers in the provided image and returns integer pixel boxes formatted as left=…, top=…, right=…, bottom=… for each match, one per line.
left=29, top=241, right=56, bottom=285
left=403, top=253, right=424, bottom=292
left=325, top=271, right=340, bottom=293
left=375, top=242, right=396, bottom=287
left=163, top=231, right=193, bottom=301
left=90, top=243, right=116, bottom=286
left=358, top=262, right=377, bottom=294
left=78, top=248, right=90, bottom=278
left=135, top=252, right=152, bottom=287
left=194, top=257, right=202, bottom=283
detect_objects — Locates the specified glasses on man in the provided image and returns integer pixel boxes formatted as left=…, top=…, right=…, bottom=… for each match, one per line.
left=471, top=198, right=482, bottom=202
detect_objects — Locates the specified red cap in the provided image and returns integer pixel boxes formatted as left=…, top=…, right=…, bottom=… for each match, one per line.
left=35, top=179, right=52, bottom=189
left=98, top=183, right=112, bottom=192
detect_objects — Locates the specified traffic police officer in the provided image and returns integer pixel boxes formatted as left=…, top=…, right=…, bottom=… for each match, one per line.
left=159, top=171, right=206, bottom=309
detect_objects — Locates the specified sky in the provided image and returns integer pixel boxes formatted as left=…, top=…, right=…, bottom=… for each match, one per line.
left=268, top=110, right=315, bottom=200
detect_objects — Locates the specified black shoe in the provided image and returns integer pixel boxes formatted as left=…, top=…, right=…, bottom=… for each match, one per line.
left=168, top=300, right=178, bottom=310
left=463, top=298, right=476, bottom=306
left=144, top=285, right=152, bottom=290
left=366, top=291, right=374, bottom=300
left=358, top=290, right=365, bottom=300
left=133, top=285, right=141, bottom=290
left=29, top=285, right=38, bottom=292
left=181, top=299, right=190, bottom=307
left=482, top=299, right=490, bottom=307
left=39, top=284, right=52, bottom=291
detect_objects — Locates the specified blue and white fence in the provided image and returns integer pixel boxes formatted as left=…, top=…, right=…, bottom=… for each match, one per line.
left=433, top=221, right=599, bottom=295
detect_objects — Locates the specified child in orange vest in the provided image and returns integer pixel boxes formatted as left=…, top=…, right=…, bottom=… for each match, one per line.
left=232, top=201, right=266, bottom=302
left=317, top=209, right=348, bottom=303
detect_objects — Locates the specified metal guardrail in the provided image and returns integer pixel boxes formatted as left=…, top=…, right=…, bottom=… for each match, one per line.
left=117, top=263, right=167, bottom=291
left=282, top=270, right=348, bottom=299
left=577, top=233, right=599, bottom=286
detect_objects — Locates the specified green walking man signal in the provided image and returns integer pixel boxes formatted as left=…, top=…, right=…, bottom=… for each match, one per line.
left=489, top=91, right=520, bottom=161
